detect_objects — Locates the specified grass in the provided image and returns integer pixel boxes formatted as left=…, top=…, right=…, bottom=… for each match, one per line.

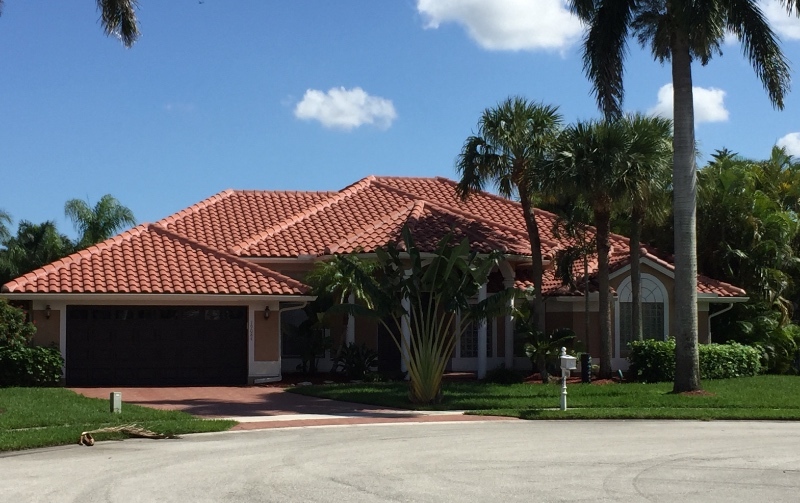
left=0, top=388, right=236, bottom=452
left=287, top=374, right=800, bottom=420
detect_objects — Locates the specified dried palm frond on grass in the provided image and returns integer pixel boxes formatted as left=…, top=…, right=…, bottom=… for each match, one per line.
left=79, top=424, right=179, bottom=446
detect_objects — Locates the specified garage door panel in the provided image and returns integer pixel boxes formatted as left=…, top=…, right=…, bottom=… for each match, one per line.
left=66, top=306, right=248, bottom=386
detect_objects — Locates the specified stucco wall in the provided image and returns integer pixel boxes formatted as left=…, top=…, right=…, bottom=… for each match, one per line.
left=31, top=309, right=60, bottom=349
left=254, top=313, right=279, bottom=361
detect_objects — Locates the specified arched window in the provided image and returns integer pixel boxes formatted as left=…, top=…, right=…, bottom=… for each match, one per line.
left=615, top=274, right=668, bottom=357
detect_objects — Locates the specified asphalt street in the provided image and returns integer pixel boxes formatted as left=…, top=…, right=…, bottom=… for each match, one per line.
left=1, top=420, right=799, bottom=502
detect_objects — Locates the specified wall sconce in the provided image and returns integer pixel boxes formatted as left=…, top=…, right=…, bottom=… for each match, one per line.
left=45, top=305, right=51, bottom=319
left=263, top=306, right=270, bottom=320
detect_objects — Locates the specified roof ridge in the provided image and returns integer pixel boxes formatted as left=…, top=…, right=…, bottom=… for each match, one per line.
left=230, top=176, right=377, bottom=255
left=230, top=189, right=337, bottom=196
left=155, top=189, right=237, bottom=229
left=325, top=200, right=418, bottom=255
left=2, top=224, right=151, bottom=292
left=371, top=179, right=558, bottom=250
left=149, top=225, right=309, bottom=292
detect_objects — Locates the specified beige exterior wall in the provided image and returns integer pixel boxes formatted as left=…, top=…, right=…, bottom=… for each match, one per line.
left=254, top=314, right=279, bottom=361
left=31, top=309, right=60, bottom=349
left=699, top=309, right=710, bottom=344
left=568, top=310, right=602, bottom=357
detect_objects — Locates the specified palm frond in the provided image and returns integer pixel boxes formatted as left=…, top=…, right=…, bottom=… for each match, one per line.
left=725, top=0, right=792, bottom=109
left=97, top=0, right=140, bottom=48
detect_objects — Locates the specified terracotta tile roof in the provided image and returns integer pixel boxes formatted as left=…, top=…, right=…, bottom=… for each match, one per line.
left=156, top=189, right=335, bottom=253
left=2, top=174, right=745, bottom=299
left=230, top=177, right=536, bottom=258
left=326, top=199, right=531, bottom=255
left=1, top=224, right=309, bottom=296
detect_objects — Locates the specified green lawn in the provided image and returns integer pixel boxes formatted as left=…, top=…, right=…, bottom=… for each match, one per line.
left=287, top=375, right=800, bottom=420
left=0, top=388, right=236, bottom=452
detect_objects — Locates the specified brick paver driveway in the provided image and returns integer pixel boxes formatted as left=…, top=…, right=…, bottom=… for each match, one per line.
left=70, top=386, right=513, bottom=429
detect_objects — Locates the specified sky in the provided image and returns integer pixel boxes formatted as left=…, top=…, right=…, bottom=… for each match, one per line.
left=1, top=1, right=799, bottom=239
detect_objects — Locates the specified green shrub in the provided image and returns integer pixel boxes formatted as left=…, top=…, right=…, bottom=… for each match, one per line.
left=628, top=339, right=761, bottom=383
left=0, top=345, right=63, bottom=387
left=0, top=299, right=36, bottom=346
left=484, top=364, right=524, bottom=384
left=699, top=342, right=761, bottom=379
left=331, top=342, right=378, bottom=380
left=628, top=338, right=676, bottom=383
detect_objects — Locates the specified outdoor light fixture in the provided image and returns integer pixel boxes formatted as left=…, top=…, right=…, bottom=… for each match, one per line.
left=45, top=305, right=51, bottom=319
left=264, top=306, right=271, bottom=320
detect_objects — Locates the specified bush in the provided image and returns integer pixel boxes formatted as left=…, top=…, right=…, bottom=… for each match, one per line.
left=699, top=343, right=761, bottom=379
left=0, top=345, right=63, bottom=387
left=331, top=342, right=378, bottom=380
left=0, top=300, right=63, bottom=387
left=628, top=339, right=761, bottom=383
left=483, top=364, right=524, bottom=384
left=628, top=339, right=676, bottom=383
left=0, top=299, right=36, bottom=346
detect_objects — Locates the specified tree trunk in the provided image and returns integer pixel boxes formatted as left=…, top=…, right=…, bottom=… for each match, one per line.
left=594, top=204, right=613, bottom=379
left=519, top=186, right=545, bottom=332
left=631, top=205, right=643, bottom=342
left=671, top=31, right=702, bottom=392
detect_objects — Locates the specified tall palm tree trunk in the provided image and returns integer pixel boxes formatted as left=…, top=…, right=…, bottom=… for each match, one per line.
left=631, top=206, right=644, bottom=342
left=671, top=33, right=701, bottom=393
left=519, top=186, right=546, bottom=331
left=594, top=205, right=613, bottom=379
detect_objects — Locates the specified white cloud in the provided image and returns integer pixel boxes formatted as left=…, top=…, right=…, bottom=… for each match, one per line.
left=763, top=0, right=800, bottom=40
left=416, top=0, right=582, bottom=51
left=777, top=132, right=800, bottom=156
left=648, top=84, right=730, bottom=124
left=293, top=87, right=397, bottom=131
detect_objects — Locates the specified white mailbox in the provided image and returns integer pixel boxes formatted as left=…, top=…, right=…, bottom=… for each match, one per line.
left=560, top=349, right=577, bottom=371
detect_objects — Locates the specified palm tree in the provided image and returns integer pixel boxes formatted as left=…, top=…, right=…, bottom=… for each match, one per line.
left=456, top=96, right=563, bottom=329
left=0, top=210, right=11, bottom=244
left=0, top=1, right=140, bottom=47
left=65, top=194, right=136, bottom=249
left=0, top=221, right=74, bottom=285
left=554, top=119, right=630, bottom=378
left=569, top=0, right=798, bottom=392
left=617, top=114, right=673, bottom=343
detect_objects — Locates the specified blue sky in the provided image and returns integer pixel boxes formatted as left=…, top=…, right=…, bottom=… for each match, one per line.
left=1, top=1, right=799, bottom=239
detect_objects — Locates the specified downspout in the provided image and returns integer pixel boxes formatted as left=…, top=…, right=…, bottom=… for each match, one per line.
left=707, top=303, right=734, bottom=343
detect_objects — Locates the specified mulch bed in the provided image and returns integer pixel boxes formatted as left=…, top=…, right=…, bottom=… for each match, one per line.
left=522, top=373, right=619, bottom=385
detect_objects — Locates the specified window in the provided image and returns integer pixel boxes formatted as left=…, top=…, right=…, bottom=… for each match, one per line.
left=460, top=319, right=493, bottom=358
left=616, top=273, right=668, bottom=357
left=619, top=302, right=665, bottom=350
left=281, top=309, right=327, bottom=358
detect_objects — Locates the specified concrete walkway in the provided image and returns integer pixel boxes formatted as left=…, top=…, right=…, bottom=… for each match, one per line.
left=70, top=386, right=514, bottom=429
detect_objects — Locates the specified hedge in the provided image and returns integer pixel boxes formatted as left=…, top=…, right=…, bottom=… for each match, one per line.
left=0, top=344, right=64, bottom=387
left=628, top=338, right=761, bottom=383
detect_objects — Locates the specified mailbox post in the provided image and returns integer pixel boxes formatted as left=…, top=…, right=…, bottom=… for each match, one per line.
left=559, top=347, right=576, bottom=411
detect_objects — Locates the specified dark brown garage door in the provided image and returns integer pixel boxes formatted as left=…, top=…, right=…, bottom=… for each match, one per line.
left=66, top=306, right=248, bottom=386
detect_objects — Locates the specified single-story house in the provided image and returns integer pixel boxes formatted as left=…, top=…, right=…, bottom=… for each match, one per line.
left=1, top=176, right=747, bottom=385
